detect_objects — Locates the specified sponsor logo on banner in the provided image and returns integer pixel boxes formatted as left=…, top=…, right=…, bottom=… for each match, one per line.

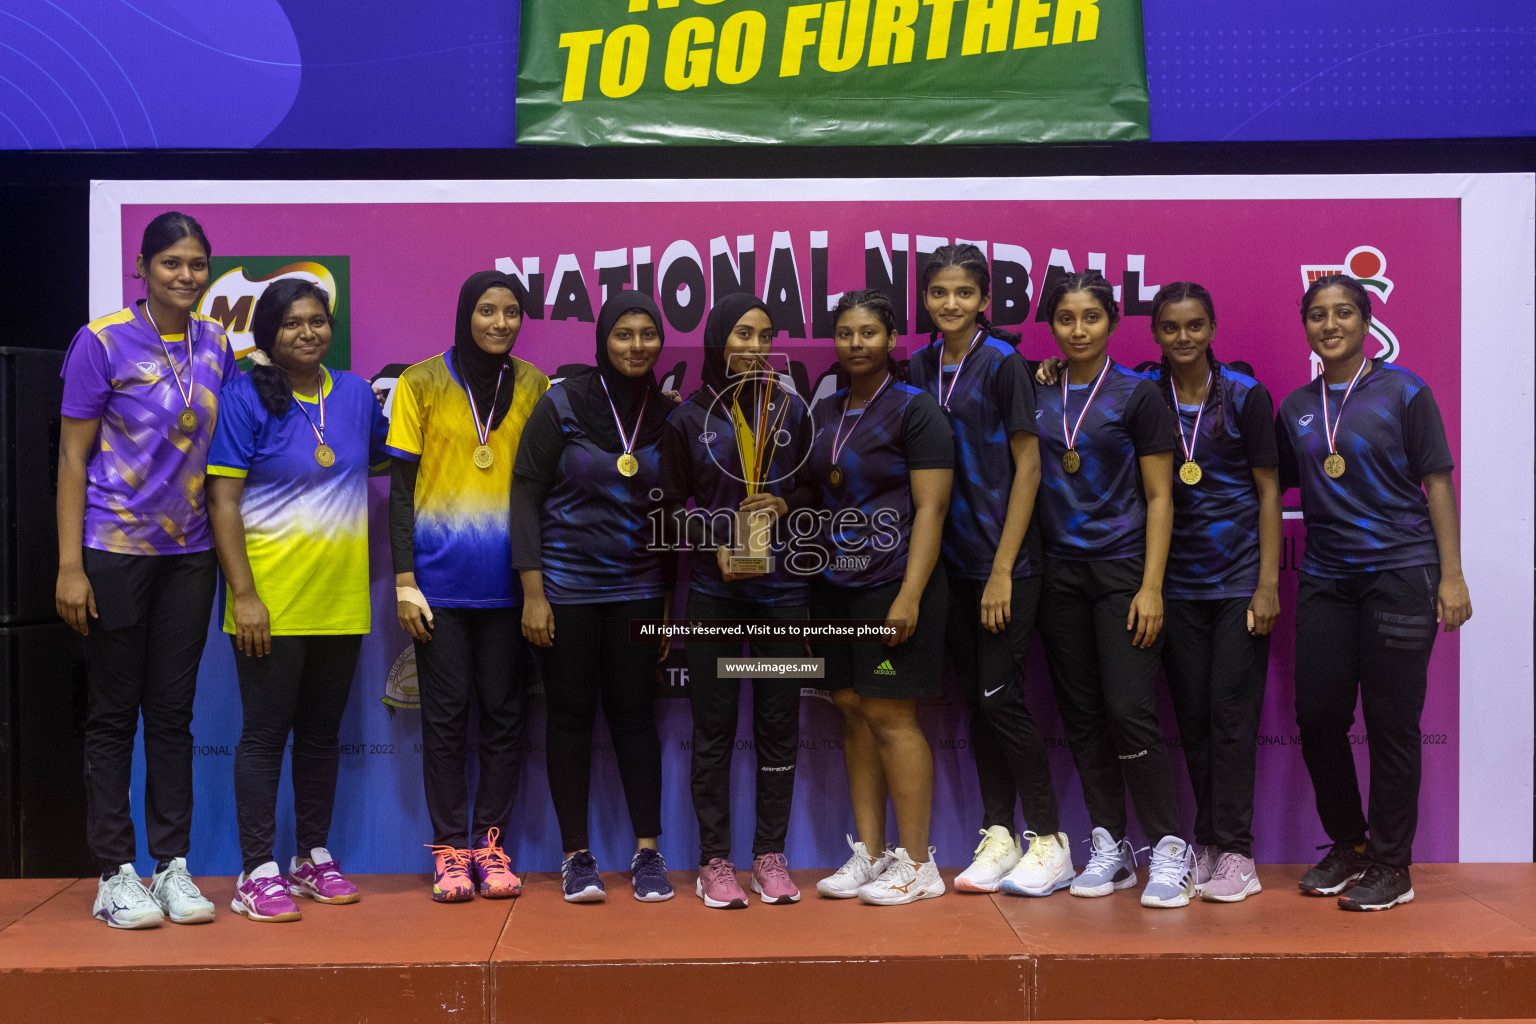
left=1301, top=245, right=1399, bottom=378
left=199, top=256, right=351, bottom=367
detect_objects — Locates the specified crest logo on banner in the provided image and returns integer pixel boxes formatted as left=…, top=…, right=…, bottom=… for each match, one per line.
left=1301, top=245, right=1399, bottom=378
left=199, top=257, right=351, bottom=366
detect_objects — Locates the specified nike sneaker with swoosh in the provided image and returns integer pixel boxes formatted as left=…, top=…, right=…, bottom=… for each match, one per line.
left=857, top=846, right=945, bottom=905
left=1200, top=851, right=1262, bottom=902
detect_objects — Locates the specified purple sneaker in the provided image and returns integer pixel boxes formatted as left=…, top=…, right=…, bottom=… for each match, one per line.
left=289, top=847, right=360, bottom=905
left=1193, top=843, right=1217, bottom=890
left=232, top=863, right=302, bottom=923
left=1200, top=851, right=1263, bottom=903
left=750, top=852, right=801, bottom=904
left=695, top=858, right=748, bottom=909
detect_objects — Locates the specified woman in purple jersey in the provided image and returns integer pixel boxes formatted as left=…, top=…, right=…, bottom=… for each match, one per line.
left=56, top=212, right=237, bottom=929
left=799, top=291, right=955, bottom=907
left=658, top=295, right=811, bottom=910
left=1031, top=273, right=1194, bottom=909
left=1145, top=282, right=1281, bottom=903
left=907, top=245, right=1068, bottom=899
left=1277, top=274, right=1471, bottom=912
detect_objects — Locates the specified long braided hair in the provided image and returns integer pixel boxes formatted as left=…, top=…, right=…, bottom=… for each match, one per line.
left=1151, top=281, right=1227, bottom=440
left=919, top=243, right=1023, bottom=349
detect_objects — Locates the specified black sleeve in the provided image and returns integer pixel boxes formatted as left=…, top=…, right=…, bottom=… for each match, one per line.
left=389, top=458, right=418, bottom=576
left=996, top=353, right=1038, bottom=436
left=511, top=396, right=565, bottom=484
left=903, top=392, right=956, bottom=470
left=510, top=473, right=550, bottom=573
left=1404, top=386, right=1455, bottom=479
left=1124, top=380, right=1180, bottom=457
left=1275, top=411, right=1300, bottom=491
left=1235, top=381, right=1280, bottom=469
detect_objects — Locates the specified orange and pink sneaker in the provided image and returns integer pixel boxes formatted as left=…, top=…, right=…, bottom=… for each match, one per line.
left=427, top=844, right=475, bottom=903
left=471, top=828, right=522, bottom=899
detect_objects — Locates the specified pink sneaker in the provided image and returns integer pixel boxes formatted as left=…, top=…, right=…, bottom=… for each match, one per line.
left=231, top=863, right=302, bottom=922
left=695, top=858, right=748, bottom=909
left=750, top=852, right=801, bottom=904
left=471, top=828, right=522, bottom=899
left=427, top=844, right=475, bottom=903
left=289, top=848, right=360, bottom=905
left=1193, top=844, right=1217, bottom=890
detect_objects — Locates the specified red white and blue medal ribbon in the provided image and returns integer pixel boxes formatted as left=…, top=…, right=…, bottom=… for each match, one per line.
left=600, top=374, right=649, bottom=477
left=1059, top=357, right=1111, bottom=473
left=935, top=328, right=983, bottom=411
left=828, top=373, right=892, bottom=487
left=1319, top=357, right=1368, bottom=480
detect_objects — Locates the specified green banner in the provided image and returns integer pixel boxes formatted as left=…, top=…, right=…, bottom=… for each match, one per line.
left=516, top=0, right=1148, bottom=146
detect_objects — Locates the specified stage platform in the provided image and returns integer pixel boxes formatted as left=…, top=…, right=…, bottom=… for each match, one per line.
left=0, top=863, right=1532, bottom=1024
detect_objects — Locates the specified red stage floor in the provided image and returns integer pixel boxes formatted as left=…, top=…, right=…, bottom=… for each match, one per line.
left=0, top=864, right=1532, bottom=1024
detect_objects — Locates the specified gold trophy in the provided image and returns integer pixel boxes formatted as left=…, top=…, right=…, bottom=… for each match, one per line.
left=726, top=352, right=792, bottom=576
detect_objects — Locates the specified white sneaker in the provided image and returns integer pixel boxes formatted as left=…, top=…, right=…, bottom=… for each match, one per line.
left=954, top=826, right=1021, bottom=893
left=1000, top=831, right=1074, bottom=896
left=93, top=864, right=165, bottom=929
left=150, top=856, right=216, bottom=924
left=1141, top=835, right=1196, bottom=909
left=857, top=847, right=945, bottom=906
left=816, top=835, right=889, bottom=899
left=1070, top=827, right=1138, bottom=897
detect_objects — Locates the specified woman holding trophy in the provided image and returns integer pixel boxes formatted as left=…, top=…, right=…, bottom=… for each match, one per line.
left=659, top=294, right=812, bottom=909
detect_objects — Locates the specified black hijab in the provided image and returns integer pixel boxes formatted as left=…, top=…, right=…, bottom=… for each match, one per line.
left=571, top=291, right=669, bottom=451
left=452, top=270, right=521, bottom=429
left=699, top=293, right=772, bottom=398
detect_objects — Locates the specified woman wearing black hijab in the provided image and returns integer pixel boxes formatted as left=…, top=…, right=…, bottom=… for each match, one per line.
left=512, top=291, right=675, bottom=904
left=657, top=294, right=811, bottom=909
left=384, top=270, right=550, bottom=903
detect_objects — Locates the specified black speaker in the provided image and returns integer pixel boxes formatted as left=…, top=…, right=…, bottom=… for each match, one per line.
left=0, top=347, right=65, bottom=625
left=0, top=621, right=93, bottom=877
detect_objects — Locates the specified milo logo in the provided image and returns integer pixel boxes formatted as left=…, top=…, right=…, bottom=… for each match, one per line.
left=199, top=256, right=351, bottom=368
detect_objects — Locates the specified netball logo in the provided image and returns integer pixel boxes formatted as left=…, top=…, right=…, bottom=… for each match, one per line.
left=199, top=256, right=351, bottom=362
left=381, top=642, right=420, bottom=711
left=1301, top=245, right=1400, bottom=378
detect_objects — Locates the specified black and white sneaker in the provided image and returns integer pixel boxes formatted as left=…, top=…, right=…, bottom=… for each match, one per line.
left=1298, top=841, right=1365, bottom=896
left=1337, top=862, right=1414, bottom=911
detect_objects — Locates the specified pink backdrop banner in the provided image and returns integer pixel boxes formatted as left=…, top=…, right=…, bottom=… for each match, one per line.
left=110, top=189, right=1462, bottom=873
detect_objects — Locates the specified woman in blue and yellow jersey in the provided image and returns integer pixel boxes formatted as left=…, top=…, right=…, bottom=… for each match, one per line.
left=385, top=270, right=549, bottom=903
left=207, top=279, right=389, bottom=923
left=512, top=291, right=674, bottom=905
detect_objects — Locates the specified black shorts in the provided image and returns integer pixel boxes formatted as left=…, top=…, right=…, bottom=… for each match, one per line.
left=810, top=565, right=948, bottom=700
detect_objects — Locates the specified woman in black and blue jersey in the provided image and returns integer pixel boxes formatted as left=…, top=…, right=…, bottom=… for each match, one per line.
left=1143, top=282, right=1281, bottom=904
left=1032, top=272, right=1194, bottom=909
left=906, top=244, right=1066, bottom=899
left=1277, top=273, right=1471, bottom=912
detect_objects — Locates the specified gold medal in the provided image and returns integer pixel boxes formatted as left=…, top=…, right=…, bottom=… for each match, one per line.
left=1179, top=460, right=1203, bottom=486
left=473, top=444, right=494, bottom=470
left=829, top=466, right=843, bottom=487
left=1062, top=449, right=1081, bottom=474
left=177, top=407, right=199, bottom=433
left=1323, top=453, right=1346, bottom=479
left=314, top=443, right=335, bottom=468
left=617, top=453, right=639, bottom=477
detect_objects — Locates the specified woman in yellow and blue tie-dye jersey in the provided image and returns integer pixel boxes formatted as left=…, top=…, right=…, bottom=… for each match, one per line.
left=206, top=279, right=389, bottom=923
left=385, top=270, right=548, bottom=903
